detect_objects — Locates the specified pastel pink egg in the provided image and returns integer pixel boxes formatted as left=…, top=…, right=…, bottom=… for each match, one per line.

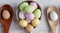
left=30, top=2, right=37, bottom=9
left=25, top=13, right=35, bottom=20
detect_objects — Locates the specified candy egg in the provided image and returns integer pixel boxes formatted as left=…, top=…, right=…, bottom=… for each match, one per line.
left=19, top=20, right=27, bottom=27
left=19, top=11, right=25, bottom=19
left=25, top=13, right=35, bottom=20
left=30, top=2, right=37, bottom=9
left=50, top=11, right=58, bottom=21
left=26, top=19, right=31, bottom=23
left=2, top=10, right=10, bottom=19
left=34, top=9, right=41, bottom=18
left=25, top=24, right=34, bottom=32
left=19, top=2, right=28, bottom=11
left=24, top=5, right=35, bottom=13
left=31, top=18, right=40, bottom=26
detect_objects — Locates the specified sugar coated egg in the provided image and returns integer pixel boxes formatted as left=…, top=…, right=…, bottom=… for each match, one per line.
left=31, top=18, right=40, bottom=26
left=24, top=5, right=35, bottom=13
left=30, top=2, right=37, bottom=9
left=19, top=11, right=25, bottom=19
left=19, top=20, right=27, bottom=27
left=34, top=9, right=41, bottom=18
left=25, top=13, right=35, bottom=20
left=25, top=24, right=34, bottom=32
left=50, top=11, right=58, bottom=21
left=19, top=2, right=28, bottom=11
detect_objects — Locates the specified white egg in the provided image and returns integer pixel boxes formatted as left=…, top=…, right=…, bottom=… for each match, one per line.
left=50, top=11, right=58, bottom=21
left=19, top=11, right=25, bottom=19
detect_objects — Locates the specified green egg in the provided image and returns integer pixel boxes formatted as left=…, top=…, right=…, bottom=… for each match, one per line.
left=34, top=9, right=41, bottom=18
left=24, top=5, right=35, bottom=13
left=19, top=2, right=29, bottom=11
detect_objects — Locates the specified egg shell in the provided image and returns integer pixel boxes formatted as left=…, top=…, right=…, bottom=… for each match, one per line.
left=19, top=11, right=25, bottom=19
left=2, top=10, right=10, bottom=19
left=31, top=18, right=40, bottom=27
left=34, top=9, right=41, bottom=18
left=26, top=19, right=31, bottom=23
left=24, top=5, right=35, bottom=13
left=30, top=2, right=37, bottom=9
left=19, top=20, right=27, bottom=27
left=50, top=11, right=58, bottom=21
left=25, top=24, right=34, bottom=32
left=19, top=2, right=28, bottom=11
left=25, top=13, right=35, bottom=20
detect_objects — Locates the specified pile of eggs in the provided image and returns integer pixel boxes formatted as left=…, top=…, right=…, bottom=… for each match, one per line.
left=17, top=1, right=42, bottom=32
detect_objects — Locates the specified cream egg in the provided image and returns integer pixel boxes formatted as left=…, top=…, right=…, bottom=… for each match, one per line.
left=50, top=11, right=58, bottom=21
left=2, top=10, right=10, bottom=19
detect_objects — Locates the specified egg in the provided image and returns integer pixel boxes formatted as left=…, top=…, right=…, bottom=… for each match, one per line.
left=19, top=20, right=27, bottom=27
left=19, top=2, right=28, bottom=11
left=25, top=24, right=34, bottom=32
left=25, top=13, right=35, bottom=20
left=34, top=9, right=41, bottom=18
left=31, top=18, right=40, bottom=26
left=30, top=2, right=37, bottom=9
left=50, top=11, right=58, bottom=21
left=19, top=11, right=25, bottom=19
left=26, top=19, right=31, bottom=23
left=2, top=10, right=10, bottom=19
left=24, top=5, right=35, bottom=13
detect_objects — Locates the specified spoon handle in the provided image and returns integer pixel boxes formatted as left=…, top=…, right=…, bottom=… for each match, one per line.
left=51, top=25, right=57, bottom=33
left=4, top=26, right=10, bottom=33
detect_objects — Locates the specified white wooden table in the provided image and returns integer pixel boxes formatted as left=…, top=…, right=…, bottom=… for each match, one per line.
left=0, top=0, right=60, bottom=33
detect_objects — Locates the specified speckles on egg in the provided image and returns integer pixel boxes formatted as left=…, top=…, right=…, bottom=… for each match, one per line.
left=50, top=11, right=58, bottom=21
left=2, top=10, right=10, bottom=19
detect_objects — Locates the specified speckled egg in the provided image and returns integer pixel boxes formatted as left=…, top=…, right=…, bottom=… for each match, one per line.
left=25, top=13, right=35, bottom=20
left=24, top=5, right=35, bottom=13
left=2, top=10, right=10, bottom=19
left=50, top=11, right=58, bottom=21
left=19, top=20, right=27, bottom=27
left=30, top=2, right=37, bottom=9
left=31, top=18, right=40, bottom=26
left=34, top=9, right=41, bottom=18
left=19, top=11, right=25, bottom=19
left=19, top=2, right=29, bottom=11
left=25, top=24, right=34, bottom=32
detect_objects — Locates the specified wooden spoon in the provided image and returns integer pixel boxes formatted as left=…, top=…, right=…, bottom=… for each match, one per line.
left=0, top=4, right=13, bottom=33
left=47, top=6, right=59, bottom=33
